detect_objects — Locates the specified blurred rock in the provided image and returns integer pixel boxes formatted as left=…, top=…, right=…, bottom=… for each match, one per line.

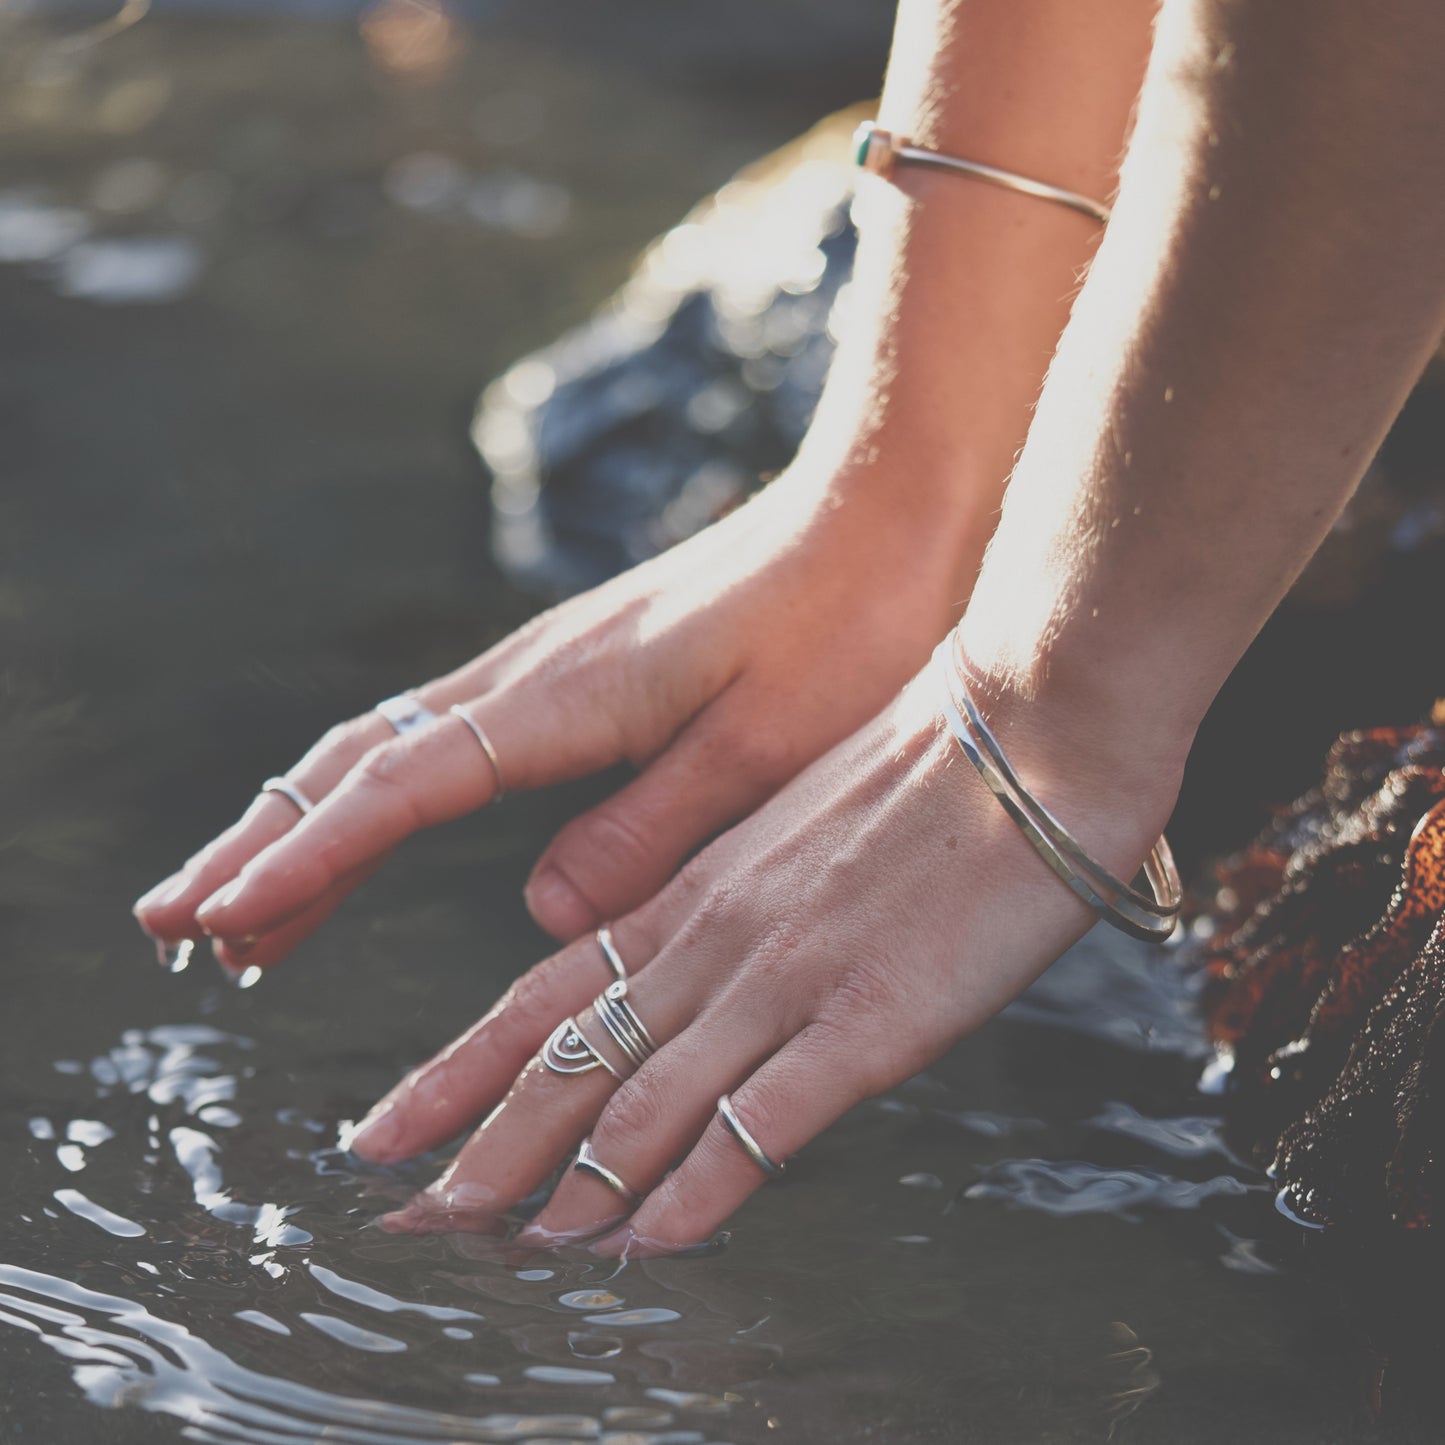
left=476, top=107, right=863, bottom=596
left=478, top=108, right=1445, bottom=603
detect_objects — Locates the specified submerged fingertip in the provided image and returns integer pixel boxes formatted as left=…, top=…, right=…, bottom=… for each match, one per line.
left=343, top=1100, right=404, bottom=1161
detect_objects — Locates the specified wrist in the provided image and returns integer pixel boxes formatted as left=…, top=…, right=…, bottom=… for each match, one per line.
left=947, top=616, right=1193, bottom=877
left=775, top=430, right=999, bottom=606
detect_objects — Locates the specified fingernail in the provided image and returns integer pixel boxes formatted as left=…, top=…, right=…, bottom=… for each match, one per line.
left=524, top=867, right=594, bottom=937
left=134, top=874, right=192, bottom=919
left=345, top=1100, right=401, bottom=1161
left=196, top=877, right=245, bottom=925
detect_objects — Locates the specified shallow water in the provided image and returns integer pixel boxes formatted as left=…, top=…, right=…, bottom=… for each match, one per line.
left=2, top=930, right=1402, bottom=1445
left=0, top=7, right=1439, bottom=1443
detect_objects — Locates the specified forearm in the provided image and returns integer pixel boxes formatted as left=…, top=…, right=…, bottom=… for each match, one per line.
left=961, top=0, right=1445, bottom=780
left=801, top=0, right=1156, bottom=582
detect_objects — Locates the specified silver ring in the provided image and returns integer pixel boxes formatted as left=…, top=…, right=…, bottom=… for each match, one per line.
left=260, top=776, right=314, bottom=816
left=595, top=926, right=628, bottom=983
left=542, top=1017, right=621, bottom=1081
left=594, top=979, right=656, bottom=1071
left=375, top=692, right=438, bottom=736
left=448, top=704, right=506, bottom=801
left=573, top=1138, right=639, bottom=1205
left=716, top=1093, right=785, bottom=1180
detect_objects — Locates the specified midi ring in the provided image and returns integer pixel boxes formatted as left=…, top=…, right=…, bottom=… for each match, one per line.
left=595, top=926, right=628, bottom=983
left=260, top=776, right=314, bottom=816
left=717, top=1093, right=785, bottom=1180
left=448, top=704, right=506, bottom=801
left=375, top=692, right=437, bottom=736
left=594, top=979, right=656, bottom=1072
left=573, top=1138, right=639, bottom=1206
left=542, top=1017, right=621, bottom=1081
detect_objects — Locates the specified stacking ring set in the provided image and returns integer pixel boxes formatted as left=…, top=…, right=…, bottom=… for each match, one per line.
left=259, top=690, right=506, bottom=820
left=260, top=694, right=783, bottom=1208
left=542, top=926, right=785, bottom=1204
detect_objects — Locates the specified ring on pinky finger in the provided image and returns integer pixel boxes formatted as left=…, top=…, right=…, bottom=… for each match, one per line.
left=590, top=1027, right=871, bottom=1258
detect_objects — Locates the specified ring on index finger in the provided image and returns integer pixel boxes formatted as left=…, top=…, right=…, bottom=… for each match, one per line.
left=260, top=777, right=314, bottom=816
left=375, top=692, right=438, bottom=736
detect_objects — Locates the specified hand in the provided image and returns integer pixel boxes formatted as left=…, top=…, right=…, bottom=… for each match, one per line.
left=133, top=456, right=980, bottom=971
left=350, top=661, right=1185, bottom=1253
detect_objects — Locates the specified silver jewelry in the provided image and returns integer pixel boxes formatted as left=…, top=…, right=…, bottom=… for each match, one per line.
left=854, top=121, right=1111, bottom=226
left=375, top=692, right=438, bottom=736
left=716, top=1094, right=785, bottom=1180
left=593, top=979, right=656, bottom=1072
left=573, top=1138, right=639, bottom=1205
left=595, top=926, right=628, bottom=983
left=260, top=776, right=314, bottom=816
left=448, top=704, right=506, bottom=801
left=542, top=1018, right=621, bottom=1081
left=933, top=640, right=1181, bottom=942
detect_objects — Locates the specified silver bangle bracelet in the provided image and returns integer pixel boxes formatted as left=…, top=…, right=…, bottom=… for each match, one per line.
left=933, top=641, right=1181, bottom=942
left=854, top=121, right=1112, bottom=227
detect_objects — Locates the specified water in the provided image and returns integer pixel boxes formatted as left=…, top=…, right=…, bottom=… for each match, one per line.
left=0, top=6, right=1437, bottom=1442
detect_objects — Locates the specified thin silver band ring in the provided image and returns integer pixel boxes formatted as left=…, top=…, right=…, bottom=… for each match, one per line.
left=594, top=979, right=655, bottom=1071
left=595, top=1001, right=647, bottom=1073
left=541, top=1017, right=621, bottom=1081
left=260, top=777, right=314, bottom=816
left=717, top=1093, right=785, bottom=1180
left=375, top=692, right=438, bottom=736
left=448, top=704, right=506, bottom=801
left=595, top=926, right=628, bottom=984
left=573, top=1138, right=639, bottom=1205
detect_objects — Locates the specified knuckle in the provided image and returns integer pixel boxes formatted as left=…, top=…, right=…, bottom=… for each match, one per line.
left=807, top=987, right=923, bottom=1100
left=690, top=877, right=741, bottom=932
left=825, top=956, right=906, bottom=1019
left=353, top=741, right=412, bottom=793
left=594, top=1068, right=670, bottom=1150
left=559, top=806, right=659, bottom=880
left=495, top=959, right=566, bottom=1038
left=648, top=1142, right=723, bottom=1224
left=314, top=716, right=372, bottom=764
left=669, top=846, right=722, bottom=908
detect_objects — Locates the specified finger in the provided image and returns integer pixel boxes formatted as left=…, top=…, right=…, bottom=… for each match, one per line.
left=193, top=650, right=673, bottom=941
left=380, top=951, right=695, bottom=1232
left=132, top=654, right=537, bottom=945
left=517, top=999, right=786, bottom=1244
left=347, top=922, right=657, bottom=1165
left=208, top=857, right=386, bottom=974
left=524, top=712, right=783, bottom=940
left=190, top=709, right=504, bottom=939
left=134, top=710, right=401, bottom=942
left=592, top=1022, right=871, bottom=1257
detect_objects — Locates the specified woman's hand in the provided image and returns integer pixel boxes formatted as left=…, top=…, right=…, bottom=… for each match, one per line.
left=131, top=0, right=1160, bottom=974
left=133, top=457, right=978, bottom=970
left=349, top=661, right=1187, bottom=1254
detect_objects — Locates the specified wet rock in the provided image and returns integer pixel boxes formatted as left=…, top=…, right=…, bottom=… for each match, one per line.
left=1200, top=711, right=1445, bottom=1231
